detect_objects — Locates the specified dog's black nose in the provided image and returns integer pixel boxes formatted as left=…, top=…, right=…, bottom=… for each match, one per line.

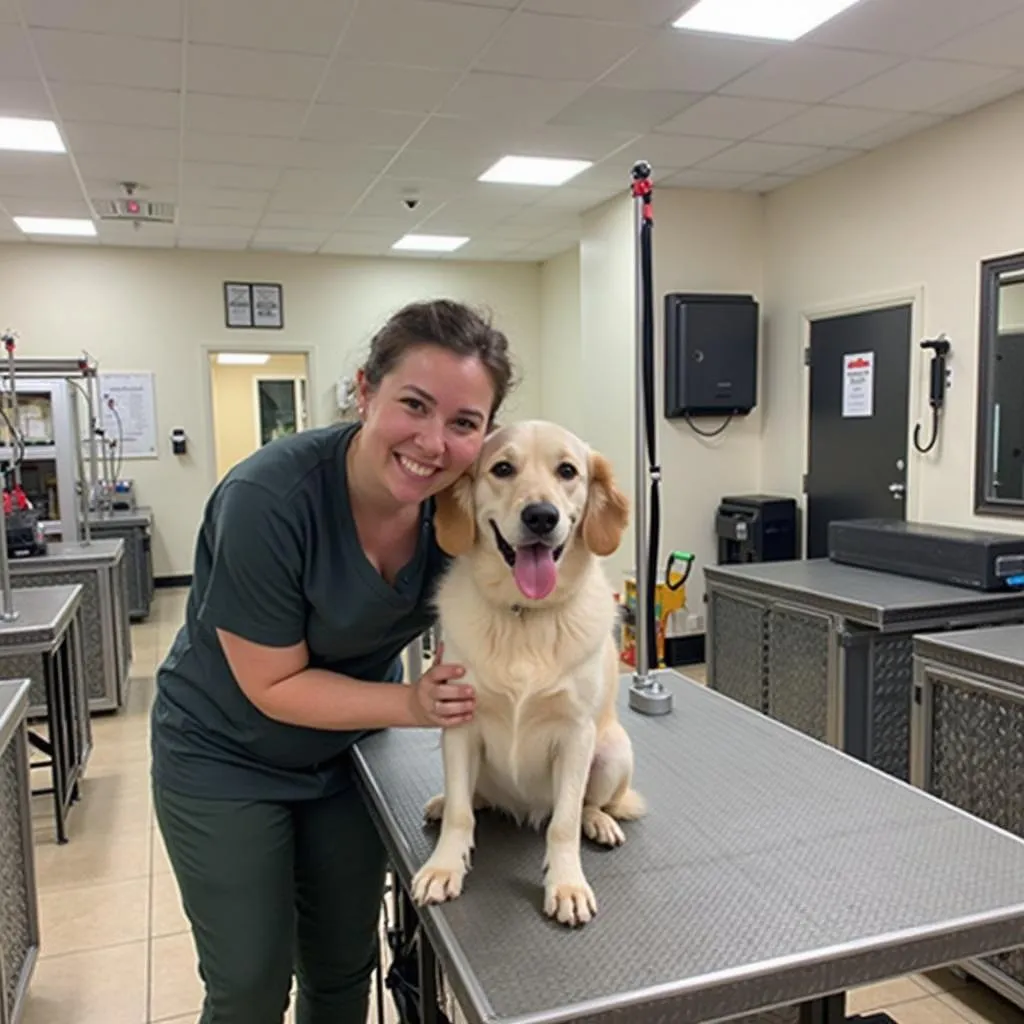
left=521, top=501, right=559, bottom=537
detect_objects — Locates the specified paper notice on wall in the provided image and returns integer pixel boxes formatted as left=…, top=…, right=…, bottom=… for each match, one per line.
left=98, top=372, right=158, bottom=458
left=842, top=351, right=874, bottom=418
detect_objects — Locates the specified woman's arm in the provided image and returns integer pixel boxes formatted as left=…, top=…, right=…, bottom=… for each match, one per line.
left=217, top=629, right=474, bottom=731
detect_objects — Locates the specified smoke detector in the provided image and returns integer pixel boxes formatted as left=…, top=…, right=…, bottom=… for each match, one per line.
left=91, top=181, right=175, bottom=227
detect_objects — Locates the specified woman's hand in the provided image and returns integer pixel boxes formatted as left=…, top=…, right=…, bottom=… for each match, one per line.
left=407, top=644, right=476, bottom=728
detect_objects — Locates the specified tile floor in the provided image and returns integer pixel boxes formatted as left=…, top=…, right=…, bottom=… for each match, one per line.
left=19, top=587, right=1024, bottom=1024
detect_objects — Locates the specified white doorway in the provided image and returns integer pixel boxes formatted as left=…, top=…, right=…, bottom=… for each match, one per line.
left=209, top=350, right=311, bottom=480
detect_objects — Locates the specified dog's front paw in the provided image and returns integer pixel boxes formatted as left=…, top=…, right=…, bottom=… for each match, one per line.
left=411, top=858, right=468, bottom=906
left=544, top=875, right=597, bottom=927
left=582, top=807, right=625, bottom=847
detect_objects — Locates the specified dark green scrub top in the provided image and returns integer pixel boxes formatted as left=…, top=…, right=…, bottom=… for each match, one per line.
left=150, top=422, right=449, bottom=801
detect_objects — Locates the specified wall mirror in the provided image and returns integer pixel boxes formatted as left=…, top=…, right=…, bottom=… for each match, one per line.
left=976, top=251, right=1024, bottom=517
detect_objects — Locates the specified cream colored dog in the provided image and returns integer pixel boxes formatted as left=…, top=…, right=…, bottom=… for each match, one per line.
left=410, top=420, right=646, bottom=927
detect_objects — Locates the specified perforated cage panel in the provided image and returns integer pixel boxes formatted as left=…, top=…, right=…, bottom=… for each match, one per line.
left=766, top=608, right=830, bottom=743
left=709, top=590, right=768, bottom=712
left=927, top=677, right=1024, bottom=991
left=866, top=636, right=914, bottom=782
left=0, top=733, right=35, bottom=1022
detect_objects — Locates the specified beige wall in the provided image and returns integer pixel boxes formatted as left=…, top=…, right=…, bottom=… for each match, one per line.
left=210, top=351, right=309, bottom=480
left=0, top=244, right=543, bottom=575
left=762, top=88, right=1024, bottom=536
left=539, top=247, right=583, bottom=439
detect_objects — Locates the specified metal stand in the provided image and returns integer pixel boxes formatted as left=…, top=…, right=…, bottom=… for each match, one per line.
left=625, top=161, right=674, bottom=717
left=0, top=334, right=18, bottom=623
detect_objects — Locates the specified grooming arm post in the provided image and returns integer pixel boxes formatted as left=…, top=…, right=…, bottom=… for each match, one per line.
left=627, top=161, right=672, bottom=716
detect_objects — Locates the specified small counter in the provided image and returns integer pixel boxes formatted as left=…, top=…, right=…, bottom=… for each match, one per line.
left=0, top=677, right=40, bottom=1024
left=704, top=558, right=1024, bottom=781
left=10, top=539, right=131, bottom=714
left=0, top=584, right=90, bottom=844
left=85, top=507, right=154, bottom=621
left=912, top=623, right=1024, bottom=1012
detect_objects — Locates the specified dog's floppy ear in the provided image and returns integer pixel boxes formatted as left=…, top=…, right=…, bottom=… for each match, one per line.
left=434, top=474, right=476, bottom=556
left=581, top=451, right=630, bottom=557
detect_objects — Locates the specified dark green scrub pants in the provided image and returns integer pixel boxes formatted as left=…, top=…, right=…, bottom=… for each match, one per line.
left=153, top=781, right=388, bottom=1024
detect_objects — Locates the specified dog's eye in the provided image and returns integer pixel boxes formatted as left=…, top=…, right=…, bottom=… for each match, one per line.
left=556, top=462, right=578, bottom=480
left=490, top=460, right=516, bottom=478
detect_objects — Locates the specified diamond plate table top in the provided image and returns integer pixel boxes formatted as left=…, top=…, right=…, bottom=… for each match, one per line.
left=915, top=623, right=1024, bottom=667
left=0, top=678, right=28, bottom=751
left=8, top=538, right=124, bottom=568
left=0, top=584, right=81, bottom=649
left=87, top=506, right=153, bottom=530
left=704, top=558, right=1024, bottom=628
left=354, top=675, right=1024, bottom=1024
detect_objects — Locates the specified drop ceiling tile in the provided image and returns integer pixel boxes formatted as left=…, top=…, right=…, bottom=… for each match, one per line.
left=187, top=44, right=327, bottom=101
left=3, top=196, right=94, bottom=218
left=86, top=179, right=179, bottom=203
left=932, top=8, right=1024, bottom=67
left=475, top=11, right=650, bottom=81
left=318, top=62, right=462, bottom=113
left=807, top=0, right=1024, bottom=56
left=31, top=28, right=182, bottom=89
left=266, top=176, right=371, bottom=214
left=188, top=0, right=355, bottom=55
left=0, top=78, right=56, bottom=119
left=830, top=58, right=1018, bottom=113
left=0, top=0, right=17, bottom=23
left=74, top=153, right=180, bottom=185
left=320, top=232, right=397, bottom=256
left=339, top=213, right=424, bottom=234
left=383, top=147, right=503, bottom=183
left=273, top=141, right=394, bottom=175
left=183, top=95, right=305, bottom=139
left=719, top=46, right=901, bottom=104
left=603, top=31, right=780, bottom=92
left=0, top=25, right=40, bottom=78
left=182, top=132, right=293, bottom=165
left=549, top=86, right=701, bottom=132
left=660, top=167, right=761, bottom=189
left=49, top=83, right=181, bottom=129
left=845, top=111, right=945, bottom=149
left=577, top=134, right=734, bottom=183
left=176, top=225, right=253, bottom=246
left=503, top=122, right=638, bottom=161
left=696, top=140, right=827, bottom=174
left=929, top=68, right=1024, bottom=116
left=177, top=205, right=263, bottom=228
left=756, top=105, right=905, bottom=147
left=0, top=166, right=82, bottom=199
left=96, top=221, right=176, bottom=247
left=251, top=227, right=333, bottom=247
left=181, top=162, right=282, bottom=191
left=337, top=0, right=508, bottom=70
left=780, top=147, right=863, bottom=177
left=740, top=174, right=796, bottom=193
left=299, top=104, right=423, bottom=148
left=409, top=114, right=510, bottom=151
left=659, top=95, right=808, bottom=140
left=180, top=185, right=269, bottom=210
left=61, top=122, right=181, bottom=161
left=258, top=210, right=347, bottom=231
left=522, top=0, right=688, bottom=25
left=21, top=0, right=183, bottom=40
left=439, top=72, right=590, bottom=124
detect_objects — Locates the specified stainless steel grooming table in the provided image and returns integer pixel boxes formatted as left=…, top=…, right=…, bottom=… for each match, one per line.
left=912, top=623, right=1024, bottom=1015
left=353, top=675, right=1024, bottom=1024
left=703, top=558, right=1024, bottom=782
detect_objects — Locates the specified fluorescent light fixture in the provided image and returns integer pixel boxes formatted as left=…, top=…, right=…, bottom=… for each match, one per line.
left=216, top=353, right=271, bottom=366
left=0, top=116, right=65, bottom=153
left=673, top=0, right=863, bottom=41
left=392, top=234, right=469, bottom=252
left=478, top=155, right=592, bottom=186
left=13, top=216, right=96, bottom=237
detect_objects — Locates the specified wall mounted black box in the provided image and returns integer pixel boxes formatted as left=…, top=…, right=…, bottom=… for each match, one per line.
left=664, top=292, right=759, bottom=418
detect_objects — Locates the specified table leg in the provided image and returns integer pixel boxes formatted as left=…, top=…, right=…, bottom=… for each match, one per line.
left=43, top=653, right=69, bottom=844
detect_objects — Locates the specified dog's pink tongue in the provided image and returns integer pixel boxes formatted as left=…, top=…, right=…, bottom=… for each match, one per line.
left=513, top=544, right=557, bottom=600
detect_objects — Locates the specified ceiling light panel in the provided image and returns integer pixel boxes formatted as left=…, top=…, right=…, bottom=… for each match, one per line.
left=674, top=0, right=865, bottom=42
left=478, top=155, right=592, bottom=185
left=0, top=117, right=66, bottom=153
